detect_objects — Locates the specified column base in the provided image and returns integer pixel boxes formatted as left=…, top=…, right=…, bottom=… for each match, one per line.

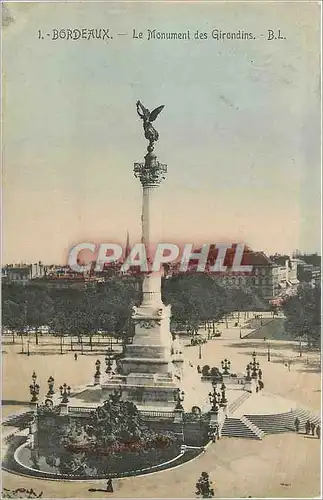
left=101, top=373, right=178, bottom=409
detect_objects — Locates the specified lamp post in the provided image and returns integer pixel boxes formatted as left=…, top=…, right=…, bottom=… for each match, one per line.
left=250, top=352, right=259, bottom=378
left=299, top=336, right=303, bottom=357
left=220, top=382, right=227, bottom=407
left=29, top=372, right=40, bottom=403
left=198, top=343, right=202, bottom=360
left=267, top=343, right=271, bottom=362
left=105, top=350, right=113, bottom=374
left=27, top=338, right=31, bottom=356
left=94, top=359, right=101, bottom=385
left=209, top=382, right=221, bottom=413
left=221, top=358, right=231, bottom=375
left=59, top=383, right=71, bottom=404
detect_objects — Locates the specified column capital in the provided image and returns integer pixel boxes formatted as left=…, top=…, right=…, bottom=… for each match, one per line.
left=134, top=152, right=167, bottom=187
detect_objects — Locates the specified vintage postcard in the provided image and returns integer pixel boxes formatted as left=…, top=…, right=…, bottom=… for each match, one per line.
left=1, top=1, right=321, bottom=498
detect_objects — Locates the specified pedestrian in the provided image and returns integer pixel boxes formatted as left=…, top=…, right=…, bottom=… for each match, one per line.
left=197, top=365, right=201, bottom=374
left=316, top=425, right=320, bottom=439
left=294, top=417, right=300, bottom=433
left=305, top=420, right=311, bottom=435
left=74, top=353, right=78, bottom=361
left=311, top=422, right=316, bottom=436
left=106, top=478, right=113, bottom=492
left=288, top=361, right=291, bottom=371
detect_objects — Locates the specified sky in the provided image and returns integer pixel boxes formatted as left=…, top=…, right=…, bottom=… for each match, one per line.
left=2, top=1, right=321, bottom=264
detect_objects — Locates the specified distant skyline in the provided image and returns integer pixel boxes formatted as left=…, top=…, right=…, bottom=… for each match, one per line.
left=2, top=2, right=321, bottom=265
left=2, top=244, right=321, bottom=268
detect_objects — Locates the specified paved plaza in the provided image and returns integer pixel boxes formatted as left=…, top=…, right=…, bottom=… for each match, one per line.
left=2, top=314, right=321, bottom=498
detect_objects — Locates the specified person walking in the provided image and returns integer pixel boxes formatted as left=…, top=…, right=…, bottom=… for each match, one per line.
left=311, top=422, right=316, bottom=436
left=106, top=478, right=113, bottom=492
left=74, top=353, right=78, bottom=361
left=316, top=425, right=320, bottom=439
left=294, top=417, right=300, bottom=433
left=305, top=420, right=311, bottom=435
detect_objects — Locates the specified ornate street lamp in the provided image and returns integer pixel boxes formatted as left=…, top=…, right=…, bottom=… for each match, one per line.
left=221, top=358, right=231, bottom=375
left=246, top=363, right=252, bottom=381
left=95, top=359, right=101, bottom=376
left=174, top=388, right=185, bottom=410
left=105, top=351, right=113, bottom=374
left=29, top=372, right=40, bottom=403
left=47, top=376, right=55, bottom=397
left=299, top=336, right=303, bottom=357
left=250, top=354, right=260, bottom=378
left=59, top=383, right=71, bottom=404
left=209, top=384, right=221, bottom=413
left=220, top=382, right=227, bottom=406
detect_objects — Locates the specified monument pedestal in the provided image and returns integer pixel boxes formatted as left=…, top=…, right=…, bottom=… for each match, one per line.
left=101, top=289, right=184, bottom=408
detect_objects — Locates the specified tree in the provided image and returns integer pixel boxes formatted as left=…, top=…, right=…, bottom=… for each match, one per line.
left=283, top=283, right=321, bottom=347
left=163, top=274, right=227, bottom=333
left=25, top=287, right=54, bottom=345
left=48, top=312, right=69, bottom=354
left=2, top=299, right=24, bottom=344
left=195, top=472, right=214, bottom=498
left=96, top=278, right=139, bottom=342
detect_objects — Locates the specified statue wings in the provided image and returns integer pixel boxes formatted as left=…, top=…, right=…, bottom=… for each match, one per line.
left=136, top=101, right=164, bottom=122
left=149, top=105, right=164, bottom=122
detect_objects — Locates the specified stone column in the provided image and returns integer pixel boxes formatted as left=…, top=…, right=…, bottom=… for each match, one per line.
left=60, top=403, right=69, bottom=416
left=140, top=152, right=164, bottom=309
left=173, top=408, right=184, bottom=423
left=29, top=402, right=38, bottom=414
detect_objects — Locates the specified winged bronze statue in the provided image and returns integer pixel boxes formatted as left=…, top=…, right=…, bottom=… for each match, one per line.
left=136, top=100, right=165, bottom=151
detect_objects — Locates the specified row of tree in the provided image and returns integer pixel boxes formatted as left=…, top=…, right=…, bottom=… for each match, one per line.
left=2, top=275, right=263, bottom=348
left=282, top=283, right=321, bottom=347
